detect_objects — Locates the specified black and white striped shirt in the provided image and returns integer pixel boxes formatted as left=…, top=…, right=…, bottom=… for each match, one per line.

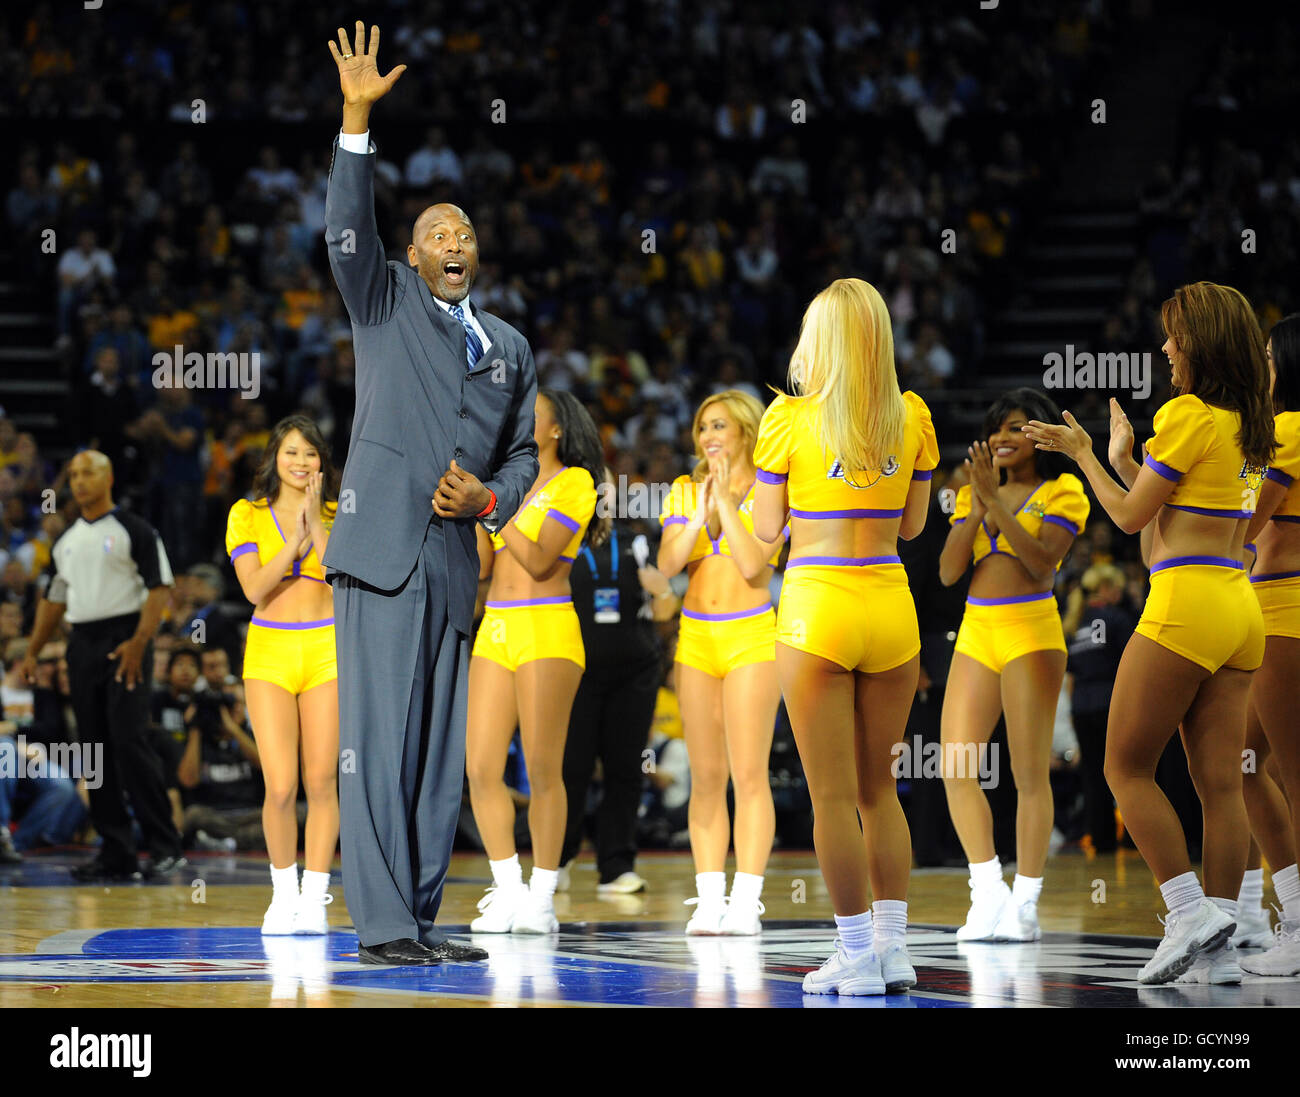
left=46, top=508, right=174, bottom=624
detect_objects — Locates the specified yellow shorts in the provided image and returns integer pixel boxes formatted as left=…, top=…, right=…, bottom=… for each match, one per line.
left=472, top=597, right=585, bottom=672
left=242, top=617, right=337, bottom=694
left=675, top=604, right=775, bottom=679
left=955, top=591, right=1064, bottom=674
left=1137, top=557, right=1264, bottom=672
left=1251, top=570, right=1300, bottom=639
left=776, top=557, right=919, bottom=673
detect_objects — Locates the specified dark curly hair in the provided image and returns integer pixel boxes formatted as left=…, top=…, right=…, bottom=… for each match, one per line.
left=981, top=387, right=1074, bottom=481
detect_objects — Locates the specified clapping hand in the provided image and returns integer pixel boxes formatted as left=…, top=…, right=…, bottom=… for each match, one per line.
left=1107, top=398, right=1135, bottom=470
left=965, top=441, right=999, bottom=511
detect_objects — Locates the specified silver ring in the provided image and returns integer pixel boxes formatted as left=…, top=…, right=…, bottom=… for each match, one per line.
left=342, top=53, right=353, bottom=59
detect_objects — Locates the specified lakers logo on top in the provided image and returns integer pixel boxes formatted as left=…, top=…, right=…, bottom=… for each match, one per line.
left=826, top=455, right=899, bottom=489
left=1238, top=460, right=1266, bottom=492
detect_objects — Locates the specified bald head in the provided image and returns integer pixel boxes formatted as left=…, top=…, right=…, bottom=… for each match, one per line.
left=68, top=449, right=113, bottom=512
left=407, top=203, right=479, bottom=304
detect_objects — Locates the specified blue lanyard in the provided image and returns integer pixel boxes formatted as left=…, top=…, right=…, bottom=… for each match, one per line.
left=579, top=528, right=617, bottom=580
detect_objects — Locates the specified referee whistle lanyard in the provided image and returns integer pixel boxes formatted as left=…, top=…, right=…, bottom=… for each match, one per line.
left=579, top=528, right=617, bottom=580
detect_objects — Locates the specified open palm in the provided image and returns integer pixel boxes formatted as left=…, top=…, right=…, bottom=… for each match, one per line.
left=328, top=21, right=406, bottom=106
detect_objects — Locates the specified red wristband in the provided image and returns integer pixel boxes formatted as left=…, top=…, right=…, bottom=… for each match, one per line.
left=476, top=489, right=497, bottom=518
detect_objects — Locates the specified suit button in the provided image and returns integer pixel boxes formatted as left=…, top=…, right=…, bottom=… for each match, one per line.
left=454, top=448, right=463, bottom=458
left=459, top=409, right=468, bottom=419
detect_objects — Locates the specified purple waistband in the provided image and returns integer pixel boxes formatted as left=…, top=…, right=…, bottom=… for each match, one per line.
left=485, top=596, right=573, bottom=609
left=250, top=616, right=335, bottom=630
left=681, top=603, right=773, bottom=622
left=1250, top=569, right=1300, bottom=584
left=785, top=554, right=902, bottom=568
left=1149, top=555, right=1245, bottom=574
left=1166, top=503, right=1255, bottom=519
left=966, top=591, right=1054, bottom=607
left=788, top=507, right=905, bottom=519
left=1273, top=515, right=1300, bottom=524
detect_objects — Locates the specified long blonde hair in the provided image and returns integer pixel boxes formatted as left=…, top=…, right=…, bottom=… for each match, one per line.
left=689, top=389, right=765, bottom=482
left=788, top=278, right=904, bottom=484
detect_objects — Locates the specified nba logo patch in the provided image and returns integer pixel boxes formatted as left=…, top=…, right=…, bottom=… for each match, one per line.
left=103, top=536, right=115, bottom=554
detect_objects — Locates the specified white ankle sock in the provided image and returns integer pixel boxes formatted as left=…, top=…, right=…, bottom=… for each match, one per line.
left=730, top=872, right=764, bottom=906
left=834, top=910, right=874, bottom=960
left=1238, top=867, right=1264, bottom=911
left=301, top=869, right=330, bottom=899
left=490, top=854, right=523, bottom=889
left=871, top=900, right=907, bottom=950
left=1159, top=871, right=1205, bottom=922
left=1272, top=863, right=1300, bottom=919
left=530, top=867, right=559, bottom=899
left=270, top=863, right=298, bottom=895
left=1011, top=874, right=1043, bottom=905
left=695, top=871, right=726, bottom=902
left=969, top=857, right=1004, bottom=890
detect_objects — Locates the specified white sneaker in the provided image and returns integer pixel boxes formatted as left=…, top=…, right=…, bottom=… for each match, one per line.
left=1231, top=904, right=1272, bottom=949
left=956, top=880, right=1011, bottom=941
left=261, top=892, right=298, bottom=936
left=597, top=871, right=647, bottom=895
left=1138, top=899, right=1236, bottom=985
left=718, top=897, right=764, bottom=936
left=556, top=865, right=570, bottom=892
left=1239, top=918, right=1300, bottom=976
left=994, top=898, right=1042, bottom=942
left=802, top=939, right=885, bottom=996
left=292, top=891, right=334, bottom=935
left=684, top=895, right=728, bottom=936
left=470, top=884, right=529, bottom=933
left=511, top=890, right=560, bottom=934
left=1177, top=939, right=1242, bottom=985
left=877, top=940, right=917, bottom=991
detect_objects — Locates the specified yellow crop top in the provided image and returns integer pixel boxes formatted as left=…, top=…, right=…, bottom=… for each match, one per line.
left=226, top=497, right=337, bottom=583
left=658, top=475, right=787, bottom=566
left=490, top=465, right=597, bottom=563
left=753, top=389, right=939, bottom=518
left=950, top=475, right=1089, bottom=569
left=1143, top=394, right=1265, bottom=518
left=1265, top=410, right=1300, bottom=523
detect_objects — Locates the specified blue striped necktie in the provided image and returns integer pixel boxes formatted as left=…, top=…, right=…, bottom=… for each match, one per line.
left=449, top=302, right=484, bottom=371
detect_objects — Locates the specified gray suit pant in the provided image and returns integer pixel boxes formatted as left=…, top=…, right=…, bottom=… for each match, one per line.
left=333, top=517, right=469, bottom=947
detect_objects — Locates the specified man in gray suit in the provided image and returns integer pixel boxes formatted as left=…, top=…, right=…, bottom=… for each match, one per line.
left=323, top=22, right=539, bottom=965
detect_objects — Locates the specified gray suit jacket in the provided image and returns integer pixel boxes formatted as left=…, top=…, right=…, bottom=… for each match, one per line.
left=321, top=136, right=539, bottom=634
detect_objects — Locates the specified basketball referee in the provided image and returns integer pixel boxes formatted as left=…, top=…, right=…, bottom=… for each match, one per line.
left=19, top=450, right=186, bottom=881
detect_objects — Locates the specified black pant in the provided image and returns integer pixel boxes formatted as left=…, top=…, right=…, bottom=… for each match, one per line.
left=67, top=614, right=181, bottom=868
left=561, top=654, right=658, bottom=881
left=1073, top=707, right=1116, bottom=852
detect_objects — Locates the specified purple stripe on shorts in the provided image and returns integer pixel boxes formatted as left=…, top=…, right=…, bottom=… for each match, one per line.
left=250, top=616, right=335, bottom=630
left=1166, top=503, right=1254, bottom=519
left=755, top=468, right=787, bottom=484
left=1149, top=555, right=1244, bottom=574
left=680, top=603, right=772, bottom=622
left=785, top=555, right=902, bottom=568
left=1266, top=467, right=1294, bottom=487
left=485, top=596, right=573, bottom=609
left=788, top=507, right=905, bottom=519
left=1144, top=454, right=1182, bottom=482
left=1042, top=515, right=1079, bottom=535
left=1250, top=569, right=1300, bottom=584
left=965, top=591, right=1054, bottom=607
left=229, top=542, right=258, bottom=561
left=1272, top=514, right=1300, bottom=523
left=546, top=508, right=580, bottom=532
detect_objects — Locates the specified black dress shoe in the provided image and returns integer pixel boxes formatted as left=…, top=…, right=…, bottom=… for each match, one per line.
left=142, top=855, right=189, bottom=878
left=71, top=856, right=142, bottom=882
left=358, top=938, right=443, bottom=965
left=422, top=939, right=489, bottom=962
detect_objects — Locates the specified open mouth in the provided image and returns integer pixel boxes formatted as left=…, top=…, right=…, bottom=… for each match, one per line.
left=993, top=445, right=1018, bottom=458
left=443, top=258, right=467, bottom=286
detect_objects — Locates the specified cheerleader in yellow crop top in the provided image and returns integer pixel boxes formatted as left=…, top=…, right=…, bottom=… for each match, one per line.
left=751, top=279, right=934, bottom=994
left=657, top=389, right=787, bottom=937
left=466, top=390, right=604, bottom=935
left=1236, top=315, right=1300, bottom=974
left=1024, top=281, right=1274, bottom=984
left=224, top=415, right=339, bottom=938
left=936, top=388, right=1088, bottom=944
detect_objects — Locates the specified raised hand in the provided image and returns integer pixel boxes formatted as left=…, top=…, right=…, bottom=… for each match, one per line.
left=1107, top=398, right=1135, bottom=470
left=328, top=21, right=406, bottom=110
left=966, top=441, right=999, bottom=508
